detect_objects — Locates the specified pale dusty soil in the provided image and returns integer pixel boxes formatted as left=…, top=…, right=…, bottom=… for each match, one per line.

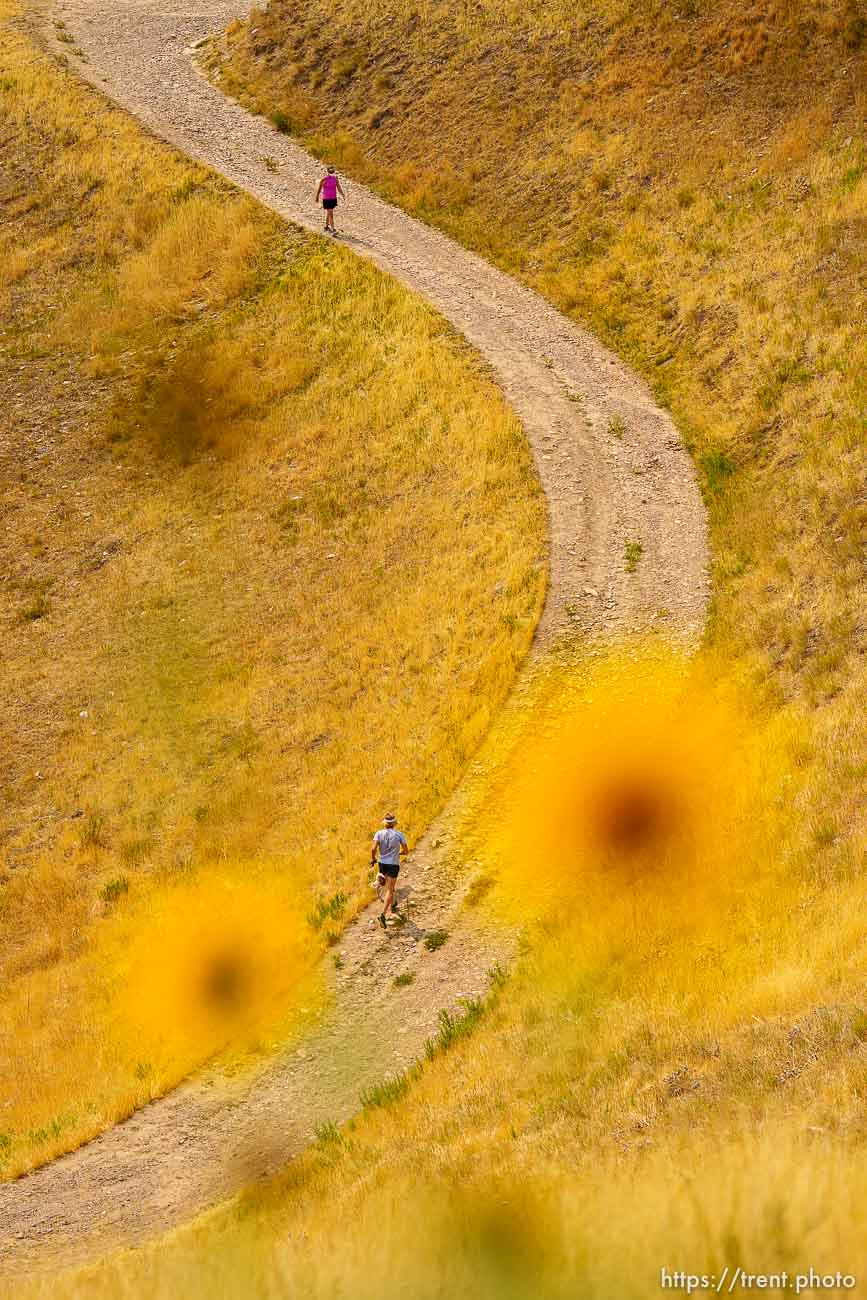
left=0, top=0, right=709, bottom=1277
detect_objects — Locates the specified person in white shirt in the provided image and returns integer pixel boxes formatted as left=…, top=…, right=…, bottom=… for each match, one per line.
left=371, top=812, right=408, bottom=929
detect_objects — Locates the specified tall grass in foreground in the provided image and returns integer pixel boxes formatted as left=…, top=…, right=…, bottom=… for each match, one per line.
left=0, top=0, right=545, bottom=1175
left=39, top=647, right=867, bottom=1297
left=45, top=1136, right=867, bottom=1299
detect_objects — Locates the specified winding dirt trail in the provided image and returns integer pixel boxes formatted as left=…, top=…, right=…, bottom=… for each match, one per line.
left=0, top=0, right=709, bottom=1275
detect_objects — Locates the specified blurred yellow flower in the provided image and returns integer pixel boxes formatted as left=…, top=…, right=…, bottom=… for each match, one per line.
left=104, top=871, right=319, bottom=1075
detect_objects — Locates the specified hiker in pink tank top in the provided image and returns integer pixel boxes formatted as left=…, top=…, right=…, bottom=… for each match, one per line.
left=315, top=165, right=345, bottom=235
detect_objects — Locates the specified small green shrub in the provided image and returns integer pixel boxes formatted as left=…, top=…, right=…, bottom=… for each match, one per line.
left=424, top=928, right=449, bottom=952
left=28, top=1116, right=64, bottom=1143
left=465, top=873, right=495, bottom=906
left=700, top=448, right=736, bottom=498
left=308, top=891, right=348, bottom=931
left=171, top=176, right=198, bottom=202
left=310, top=485, right=348, bottom=526
left=19, top=579, right=52, bottom=623
left=841, top=165, right=864, bottom=193
left=360, top=1071, right=413, bottom=1110
left=757, top=356, right=811, bottom=410
left=314, top=1119, right=343, bottom=1146
left=100, top=876, right=129, bottom=904
left=81, top=814, right=107, bottom=849
left=624, top=539, right=643, bottom=573
left=393, top=970, right=415, bottom=988
left=424, top=999, right=485, bottom=1060
left=274, top=495, right=305, bottom=539
left=120, top=837, right=153, bottom=865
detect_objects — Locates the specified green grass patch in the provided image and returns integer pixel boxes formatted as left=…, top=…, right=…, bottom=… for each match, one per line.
left=307, top=891, right=348, bottom=931
left=360, top=1071, right=414, bottom=1110
left=623, top=539, right=643, bottom=573
left=424, top=929, right=449, bottom=952
left=424, top=1000, right=485, bottom=1060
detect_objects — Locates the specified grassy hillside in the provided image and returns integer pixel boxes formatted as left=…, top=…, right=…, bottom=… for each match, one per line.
left=202, top=0, right=867, bottom=1057
left=0, top=0, right=546, bottom=1176
left=35, top=2, right=860, bottom=1293
left=208, top=0, right=866, bottom=710
left=39, top=652, right=867, bottom=1299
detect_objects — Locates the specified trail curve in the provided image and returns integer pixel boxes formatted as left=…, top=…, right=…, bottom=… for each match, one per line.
left=0, top=0, right=709, bottom=1275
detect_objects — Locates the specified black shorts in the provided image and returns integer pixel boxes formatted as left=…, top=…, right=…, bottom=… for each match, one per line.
left=379, top=862, right=400, bottom=879
left=323, top=198, right=338, bottom=210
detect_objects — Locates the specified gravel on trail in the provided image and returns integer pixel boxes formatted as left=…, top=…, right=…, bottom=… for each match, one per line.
left=0, top=0, right=709, bottom=1273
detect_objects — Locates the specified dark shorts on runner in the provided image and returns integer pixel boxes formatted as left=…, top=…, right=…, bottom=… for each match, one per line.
left=379, top=862, right=400, bottom=879
left=323, top=198, right=338, bottom=209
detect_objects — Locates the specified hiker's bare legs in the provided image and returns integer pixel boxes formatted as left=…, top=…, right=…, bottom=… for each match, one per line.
left=384, top=875, right=397, bottom=916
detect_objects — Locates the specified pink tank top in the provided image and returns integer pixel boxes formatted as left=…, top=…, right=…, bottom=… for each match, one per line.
left=322, top=175, right=338, bottom=200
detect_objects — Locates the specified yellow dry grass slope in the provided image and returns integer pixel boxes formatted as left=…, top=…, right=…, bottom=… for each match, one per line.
left=37, top=648, right=867, bottom=1299
left=210, top=0, right=866, bottom=711
left=0, top=0, right=545, bottom=1177
left=34, top=2, right=860, bottom=1294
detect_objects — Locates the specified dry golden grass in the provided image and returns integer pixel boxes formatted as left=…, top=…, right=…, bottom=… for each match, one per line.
left=41, top=3, right=856, bottom=1292
left=36, top=648, right=867, bottom=1298
left=4, top=0, right=867, bottom=1287
left=207, top=0, right=867, bottom=1000
left=0, top=1, right=545, bottom=1175
left=210, top=0, right=866, bottom=711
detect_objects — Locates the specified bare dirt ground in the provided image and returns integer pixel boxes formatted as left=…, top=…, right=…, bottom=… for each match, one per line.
left=0, top=0, right=709, bottom=1276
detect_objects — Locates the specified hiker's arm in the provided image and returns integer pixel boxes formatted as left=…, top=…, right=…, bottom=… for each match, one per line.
left=315, top=180, right=323, bottom=200
left=370, top=837, right=379, bottom=866
left=400, top=837, right=409, bottom=856
left=337, top=181, right=345, bottom=198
